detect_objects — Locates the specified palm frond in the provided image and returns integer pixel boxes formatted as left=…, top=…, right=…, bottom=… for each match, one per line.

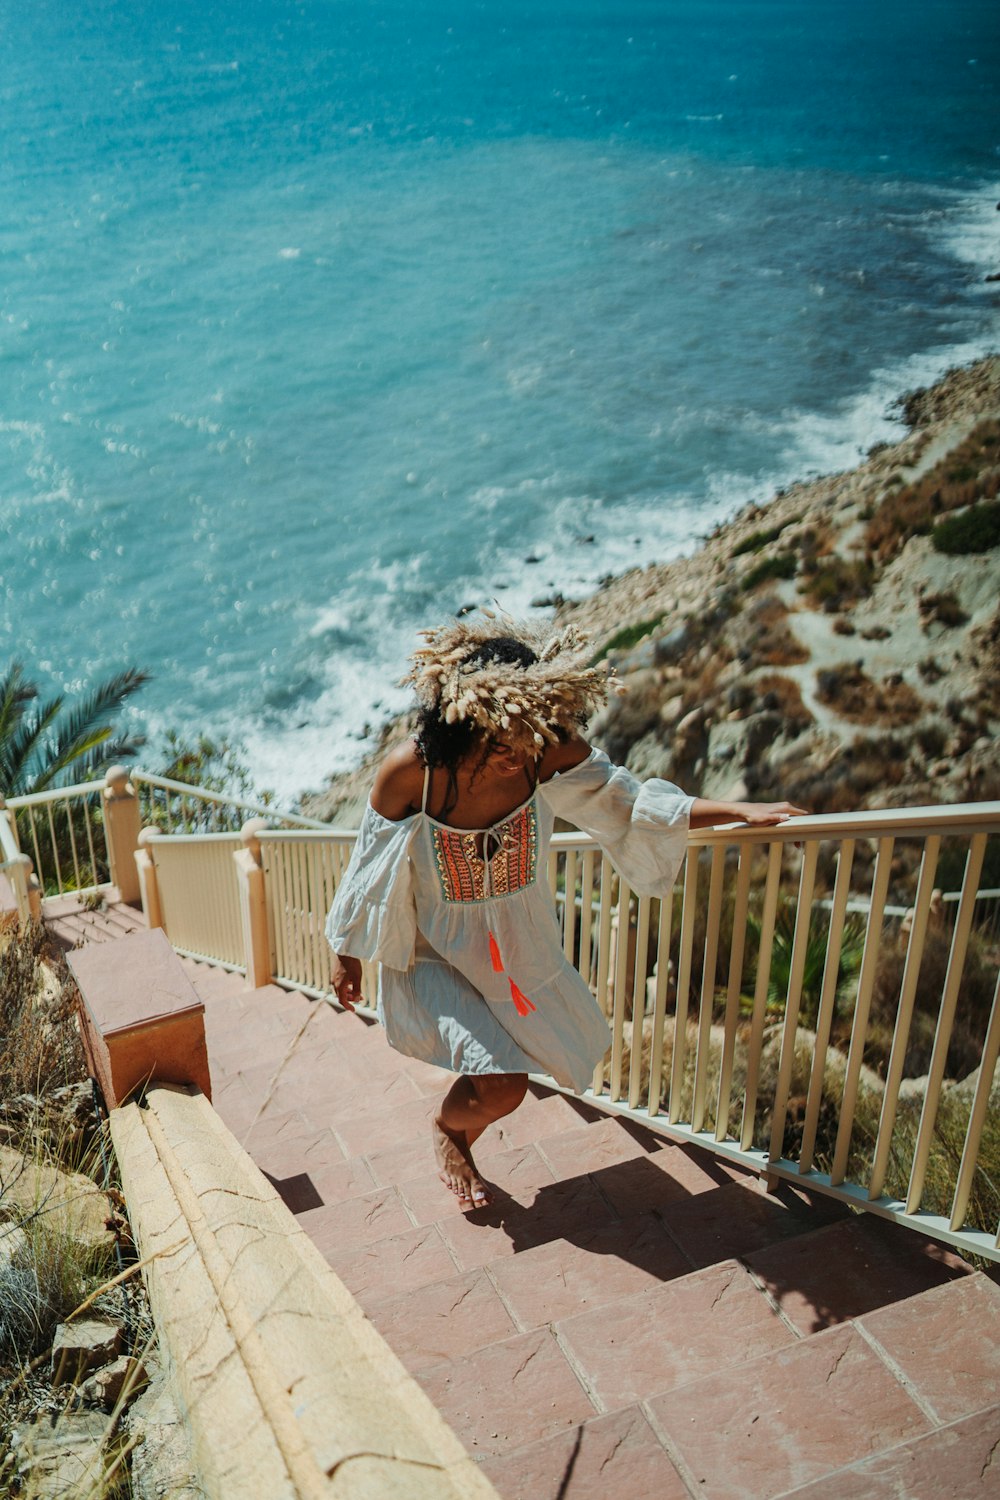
left=0, top=661, right=36, bottom=758
left=0, top=696, right=65, bottom=795
left=45, top=668, right=151, bottom=768
left=65, top=732, right=148, bottom=786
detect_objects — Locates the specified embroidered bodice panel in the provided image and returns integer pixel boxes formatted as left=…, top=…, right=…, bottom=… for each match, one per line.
left=431, top=802, right=538, bottom=904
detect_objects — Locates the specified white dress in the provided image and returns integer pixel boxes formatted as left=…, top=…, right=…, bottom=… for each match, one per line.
left=324, top=748, right=693, bottom=1092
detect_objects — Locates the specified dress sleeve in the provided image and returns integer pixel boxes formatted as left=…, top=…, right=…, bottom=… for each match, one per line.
left=324, top=801, right=418, bottom=971
left=539, top=748, right=693, bottom=897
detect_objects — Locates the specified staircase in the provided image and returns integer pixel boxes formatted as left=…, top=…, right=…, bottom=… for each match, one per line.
left=49, top=900, right=1000, bottom=1500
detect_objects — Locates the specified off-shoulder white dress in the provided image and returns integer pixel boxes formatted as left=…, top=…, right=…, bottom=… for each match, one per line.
left=325, top=749, right=693, bottom=1092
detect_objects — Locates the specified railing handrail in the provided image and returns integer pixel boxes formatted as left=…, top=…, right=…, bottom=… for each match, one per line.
left=141, top=830, right=244, bottom=847
left=6, top=779, right=108, bottom=808
left=131, top=772, right=328, bottom=829
left=5, top=771, right=328, bottom=830
left=142, top=802, right=1000, bottom=853
left=687, top=802, right=1000, bottom=844
left=257, top=826, right=362, bottom=843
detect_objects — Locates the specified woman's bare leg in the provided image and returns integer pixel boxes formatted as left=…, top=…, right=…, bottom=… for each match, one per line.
left=433, top=1073, right=528, bottom=1208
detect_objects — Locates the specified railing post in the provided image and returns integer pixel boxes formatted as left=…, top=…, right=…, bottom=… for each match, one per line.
left=135, top=828, right=164, bottom=931
left=235, top=819, right=271, bottom=991
left=103, top=766, right=142, bottom=904
left=0, top=796, right=18, bottom=850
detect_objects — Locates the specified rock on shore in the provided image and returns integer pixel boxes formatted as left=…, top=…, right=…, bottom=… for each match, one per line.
left=301, top=356, right=1000, bottom=822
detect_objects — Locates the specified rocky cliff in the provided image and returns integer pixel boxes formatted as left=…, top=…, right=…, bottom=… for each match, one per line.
left=302, top=356, right=1000, bottom=823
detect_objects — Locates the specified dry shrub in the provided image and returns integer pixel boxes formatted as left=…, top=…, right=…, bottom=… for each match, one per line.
left=745, top=597, right=809, bottom=666
left=800, top=555, right=875, bottom=611
left=868, top=923, right=997, bottom=1080
left=815, top=663, right=923, bottom=726
left=865, top=419, right=1000, bottom=562
left=0, top=924, right=86, bottom=1107
left=847, top=1086, right=1000, bottom=1239
left=753, top=672, right=813, bottom=732
left=919, top=590, right=969, bottom=630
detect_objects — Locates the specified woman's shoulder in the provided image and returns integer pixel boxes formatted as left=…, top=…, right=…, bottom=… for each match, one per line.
left=537, top=734, right=595, bottom=783
left=371, top=738, right=425, bottom=821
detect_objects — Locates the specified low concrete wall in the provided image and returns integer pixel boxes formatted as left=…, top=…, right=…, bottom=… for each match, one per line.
left=111, top=1086, right=497, bottom=1499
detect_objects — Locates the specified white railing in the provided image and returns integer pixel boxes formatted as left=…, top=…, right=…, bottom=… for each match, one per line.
left=3, top=781, right=111, bottom=896
left=77, top=788, right=1000, bottom=1263
left=257, top=830, right=366, bottom=1000
left=132, top=772, right=327, bottom=835
left=145, top=832, right=246, bottom=969
left=0, top=805, right=35, bottom=921
left=4, top=767, right=325, bottom=896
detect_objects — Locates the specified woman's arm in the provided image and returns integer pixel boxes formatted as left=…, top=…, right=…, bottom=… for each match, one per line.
left=540, top=736, right=806, bottom=827
left=690, top=798, right=806, bottom=828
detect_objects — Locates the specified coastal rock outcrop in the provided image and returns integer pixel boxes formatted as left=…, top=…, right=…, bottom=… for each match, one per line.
left=301, top=356, right=1000, bottom=823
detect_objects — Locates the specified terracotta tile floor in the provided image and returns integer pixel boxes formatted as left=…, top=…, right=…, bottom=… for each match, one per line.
left=55, top=903, right=1000, bottom=1500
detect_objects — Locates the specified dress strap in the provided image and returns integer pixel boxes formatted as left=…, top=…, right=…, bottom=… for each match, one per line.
left=421, top=764, right=431, bottom=813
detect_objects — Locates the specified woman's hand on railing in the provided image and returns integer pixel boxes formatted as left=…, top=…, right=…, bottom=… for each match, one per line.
left=690, top=798, right=808, bottom=829
left=330, top=953, right=363, bottom=1012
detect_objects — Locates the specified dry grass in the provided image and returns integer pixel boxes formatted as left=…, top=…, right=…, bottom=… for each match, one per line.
left=865, top=419, right=1000, bottom=562
left=746, top=597, right=810, bottom=667
left=919, top=590, right=969, bottom=630
left=0, top=927, right=86, bottom=1141
left=815, top=663, right=923, bottom=726
left=799, top=554, right=876, bottom=611
left=752, top=672, right=813, bottom=732
left=0, top=923, right=140, bottom=1499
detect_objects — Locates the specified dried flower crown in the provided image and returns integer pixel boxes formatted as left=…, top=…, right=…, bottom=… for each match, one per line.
left=403, top=612, right=615, bottom=758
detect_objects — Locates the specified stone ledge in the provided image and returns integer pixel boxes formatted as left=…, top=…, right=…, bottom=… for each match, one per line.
left=110, top=1085, right=498, bottom=1500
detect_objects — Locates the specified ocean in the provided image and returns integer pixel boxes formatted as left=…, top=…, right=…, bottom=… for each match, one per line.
left=1, top=0, right=998, bottom=802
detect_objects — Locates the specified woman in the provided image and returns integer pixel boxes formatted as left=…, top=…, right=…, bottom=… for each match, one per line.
left=326, top=615, right=803, bottom=1211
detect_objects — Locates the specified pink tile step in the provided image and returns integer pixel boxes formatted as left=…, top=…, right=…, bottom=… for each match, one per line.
left=649, top=1322, right=930, bottom=1500
left=489, top=1087, right=603, bottom=1149
left=295, top=1185, right=415, bottom=1256
left=745, top=1213, right=970, bottom=1335
left=331, top=1093, right=440, bottom=1160
left=584, top=1138, right=749, bottom=1220
left=326, top=1223, right=460, bottom=1300
left=365, top=1268, right=519, bottom=1373
left=654, top=1176, right=836, bottom=1269
left=489, top=1212, right=692, bottom=1329
left=480, top=1406, right=689, bottom=1500
left=775, top=1402, right=1000, bottom=1499
left=533, top=1116, right=651, bottom=1177
left=858, top=1272, right=1000, bottom=1425
left=557, top=1259, right=793, bottom=1411
left=435, top=1173, right=617, bottom=1273
left=416, top=1327, right=595, bottom=1457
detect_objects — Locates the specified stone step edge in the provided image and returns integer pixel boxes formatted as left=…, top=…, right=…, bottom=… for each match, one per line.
left=110, top=1084, right=500, bottom=1500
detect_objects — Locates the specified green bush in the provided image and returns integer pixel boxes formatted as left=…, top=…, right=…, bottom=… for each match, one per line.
left=741, top=553, right=797, bottom=591
left=931, top=500, right=1000, bottom=556
left=801, top=555, right=875, bottom=609
left=732, top=516, right=801, bottom=558
left=596, top=614, right=665, bottom=658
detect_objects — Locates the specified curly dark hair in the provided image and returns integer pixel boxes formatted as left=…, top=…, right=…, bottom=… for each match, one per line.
left=414, top=635, right=538, bottom=817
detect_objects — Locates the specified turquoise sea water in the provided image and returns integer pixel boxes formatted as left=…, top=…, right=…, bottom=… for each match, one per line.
left=1, top=0, right=998, bottom=799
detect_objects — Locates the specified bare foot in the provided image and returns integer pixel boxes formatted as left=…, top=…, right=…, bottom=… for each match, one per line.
left=432, top=1117, right=491, bottom=1210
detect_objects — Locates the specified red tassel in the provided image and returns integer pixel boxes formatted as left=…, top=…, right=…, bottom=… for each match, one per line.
left=509, top=979, right=536, bottom=1017
left=488, top=930, right=504, bottom=973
